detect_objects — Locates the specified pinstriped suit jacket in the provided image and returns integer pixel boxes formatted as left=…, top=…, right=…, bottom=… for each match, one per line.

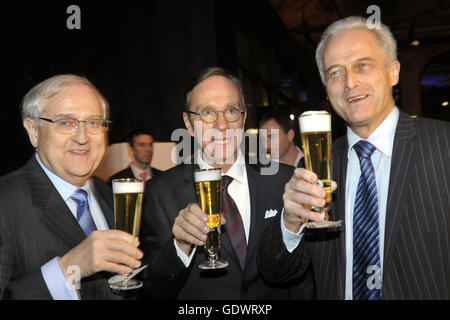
left=0, top=157, right=122, bottom=299
left=258, top=111, right=450, bottom=299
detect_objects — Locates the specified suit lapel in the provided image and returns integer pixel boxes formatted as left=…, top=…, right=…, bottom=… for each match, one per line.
left=241, top=164, right=260, bottom=270
left=25, top=157, right=86, bottom=248
left=382, top=112, right=417, bottom=297
left=92, top=178, right=114, bottom=229
left=331, top=136, right=348, bottom=299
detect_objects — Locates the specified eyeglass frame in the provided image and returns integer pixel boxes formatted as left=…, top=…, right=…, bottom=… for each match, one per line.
left=38, top=116, right=113, bottom=134
left=186, top=107, right=246, bottom=123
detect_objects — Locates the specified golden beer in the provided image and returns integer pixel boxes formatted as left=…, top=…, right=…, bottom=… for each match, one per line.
left=299, top=111, right=332, bottom=206
left=194, top=168, right=228, bottom=269
left=112, top=179, right=145, bottom=237
left=195, top=179, right=222, bottom=229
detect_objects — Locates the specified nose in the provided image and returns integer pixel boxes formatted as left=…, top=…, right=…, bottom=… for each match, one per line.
left=214, top=111, right=229, bottom=131
left=73, top=122, right=89, bottom=144
left=345, top=70, right=359, bottom=90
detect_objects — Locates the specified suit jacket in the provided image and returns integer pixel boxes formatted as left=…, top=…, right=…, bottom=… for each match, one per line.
left=0, top=157, right=121, bottom=299
left=140, top=161, right=315, bottom=300
left=258, top=111, right=450, bottom=299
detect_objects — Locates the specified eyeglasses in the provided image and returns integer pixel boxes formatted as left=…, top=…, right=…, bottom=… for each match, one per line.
left=187, top=107, right=245, bottom=123
left=39, top=117, right=113, bottom=134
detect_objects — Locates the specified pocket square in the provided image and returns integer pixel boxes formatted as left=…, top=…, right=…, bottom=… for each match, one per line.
left=264, top=209, right=278, bottom=219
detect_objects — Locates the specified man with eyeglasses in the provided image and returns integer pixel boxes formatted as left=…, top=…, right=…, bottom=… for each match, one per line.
left=140, top=67, right=315, bottom=299
left=0, top=74, right=143, bottom=299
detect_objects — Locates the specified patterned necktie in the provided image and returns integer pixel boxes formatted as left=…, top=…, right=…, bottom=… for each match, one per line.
left=222, top=175, right=247, bottom=270
left=353, top=140, right=382, bottom=300
left=139, top=172, right=148, bottom=181
left=71, top=189, right=97, bottom=236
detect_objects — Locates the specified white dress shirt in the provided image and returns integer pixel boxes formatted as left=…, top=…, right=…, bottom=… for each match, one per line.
left=36, top=153, right=109, bottom=300
left=174, top=150, right=250, bottom=267
left=281, top=107, right=399, bottom=300
left=130, top=163, right=152, bottom=181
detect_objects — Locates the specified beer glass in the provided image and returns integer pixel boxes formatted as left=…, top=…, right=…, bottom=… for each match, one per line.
left=299, top=111, right=340, bottom=228
left=108, top=178, right=145, bottom=290
left=194, top=169, right=228, bottom=270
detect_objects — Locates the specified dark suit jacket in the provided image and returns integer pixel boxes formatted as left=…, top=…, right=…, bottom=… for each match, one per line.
left=140, top=161, right=315, bottom=300
left=0, top=156, right=121, bottom=299
left=258, top=111, right=450, bottom=299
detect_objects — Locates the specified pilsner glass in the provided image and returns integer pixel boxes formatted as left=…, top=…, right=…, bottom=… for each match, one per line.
left=109, top=178, right=145, bottom=290
left=194, top=169, right=228, bottom=270
left=299, top=111, right=340, bottom=228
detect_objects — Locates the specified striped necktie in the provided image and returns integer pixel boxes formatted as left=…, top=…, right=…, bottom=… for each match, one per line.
left=352, top=140, right=382, bottom=300
left=222, top=175, right=247, bottom=270
left=71, top=189, right=97, bottom=236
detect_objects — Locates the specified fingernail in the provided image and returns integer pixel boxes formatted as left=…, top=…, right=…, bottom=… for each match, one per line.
left=203, top=226, right=210, bottom=233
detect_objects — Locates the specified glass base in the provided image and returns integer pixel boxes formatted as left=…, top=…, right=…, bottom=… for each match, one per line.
left=304, top=220, right=342, bottom=229
left=199, top=259, right=228, bottom=270
left=109, top=278, right=143, bottom=291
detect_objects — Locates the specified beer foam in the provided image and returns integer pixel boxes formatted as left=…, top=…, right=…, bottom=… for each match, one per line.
left=299, top=111, right=331, bottom=133
left=112, top=180, right=145, bottom=194
left=194, top=169, right=222, bottom=182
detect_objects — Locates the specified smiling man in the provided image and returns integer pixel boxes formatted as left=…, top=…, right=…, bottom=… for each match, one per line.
left=0, top=74, right=143, bottom=299
left=140, top=67, right=315, bottom=299
left=258, top=16, right=450, bottom=300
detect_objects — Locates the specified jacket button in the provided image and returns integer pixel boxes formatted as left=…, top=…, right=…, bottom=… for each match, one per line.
left=275, top=252, right=283, bottom=262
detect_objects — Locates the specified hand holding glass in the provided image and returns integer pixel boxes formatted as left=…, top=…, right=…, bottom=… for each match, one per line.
left=194, top=169, right=228, bottom=270
left=299, top=111, right=340, bottom=228
left=108, top=178, right=145, bottom=290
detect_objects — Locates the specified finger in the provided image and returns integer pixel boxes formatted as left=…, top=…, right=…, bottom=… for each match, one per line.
left=102, top=250, right=142, bottom=270
left=291, top=179, right=327, bottom=199
left=172, top=223, right=205, bottom=246
left=284, top=200, right=323, bottom=222
left=91, top=230, right=139, bottom=247
left=182, top=207, right=210, bottom=234
left=331, top=180, right=338, bottom=192
left=285, top=187, right=326, bottom=208
left=293, top=168, right=318, bottom=184
left=104, top=240, right=144, bottom=260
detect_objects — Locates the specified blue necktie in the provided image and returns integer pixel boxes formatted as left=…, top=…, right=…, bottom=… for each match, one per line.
left=352, top=140, right=381, bottom=300
left=71, top=189, right=97, bottom=236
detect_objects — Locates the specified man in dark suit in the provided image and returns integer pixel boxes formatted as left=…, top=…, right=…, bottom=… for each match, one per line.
left=0, top=74, right=143, bottom=299
left=141, top=67, right=315, bottom=299
left=109, top=129, right=161, bottom=183
left=259, top=110, right=305, bottom=168
left=258, top=16, right=450, bottom=299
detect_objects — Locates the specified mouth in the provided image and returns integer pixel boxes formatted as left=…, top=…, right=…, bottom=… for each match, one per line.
left=210, top=137, right=229, bottom=145
left=70, top=150, right=89, bottom=155
left=347, top=94, right=369, bottom=103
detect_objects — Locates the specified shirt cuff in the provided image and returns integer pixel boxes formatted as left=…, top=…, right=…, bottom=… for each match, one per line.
left=41, top=257, right=79, bottom=300
left=173, top=239, right=197, bottom=268
left=281, top=209, right=306, bottom=253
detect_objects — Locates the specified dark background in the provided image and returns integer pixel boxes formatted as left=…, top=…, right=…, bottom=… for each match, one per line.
left=2, top=0, right=449, bottom=176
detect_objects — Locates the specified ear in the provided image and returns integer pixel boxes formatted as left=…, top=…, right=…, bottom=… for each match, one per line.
left=23, top=118, right=39, bottom=148
left=287, top=128, right=295, bottom=142
left=182, top=112, right=194, bottom=137
left=389, top=60, right=401, bottom=87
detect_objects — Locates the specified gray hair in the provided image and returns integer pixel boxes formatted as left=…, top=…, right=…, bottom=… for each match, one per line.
left=184, top=67, right=246, bottom=111
left=315, top=16, right=398, bottom=85
left=21, top=74, right=110, bottom=122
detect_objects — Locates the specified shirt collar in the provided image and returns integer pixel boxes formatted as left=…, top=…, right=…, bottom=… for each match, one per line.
left=347, top=106, right=399, bottom=160
left=196, top=149, right=247, bottom=185
left=35, top=153, right=93, bottom=202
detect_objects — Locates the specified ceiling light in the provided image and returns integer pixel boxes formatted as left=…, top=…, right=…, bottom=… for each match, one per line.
left=410, top=40, right=420, bottom=47
left=442, top=101, right=449, bottom=107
